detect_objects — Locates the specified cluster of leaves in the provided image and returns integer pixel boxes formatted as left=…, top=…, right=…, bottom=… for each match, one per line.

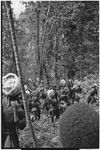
left=80, top=74, right=99, bottom=107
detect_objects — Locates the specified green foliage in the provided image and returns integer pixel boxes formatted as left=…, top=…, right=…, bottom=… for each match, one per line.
left=59, top=102, right=99, bottom=148
left=81, top=74, right=99, bottom=101
left=2, top=1, right=99, bottom=83
left=2, top=2, right=17, bottom=75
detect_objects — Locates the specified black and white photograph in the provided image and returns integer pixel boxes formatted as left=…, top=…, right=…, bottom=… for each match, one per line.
left=1, top=1, right=99, bottom=149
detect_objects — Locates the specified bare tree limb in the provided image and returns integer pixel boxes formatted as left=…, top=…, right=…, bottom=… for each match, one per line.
left=46, top=1, right=51, bottom=18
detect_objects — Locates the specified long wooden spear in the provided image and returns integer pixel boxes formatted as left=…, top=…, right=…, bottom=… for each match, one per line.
left=4, top=1, right=37, bottom=147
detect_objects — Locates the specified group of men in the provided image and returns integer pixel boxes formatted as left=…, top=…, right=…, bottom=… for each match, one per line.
left=27, top=77, right=98, bottom=123
left=2, top=73, right=98, bottom=148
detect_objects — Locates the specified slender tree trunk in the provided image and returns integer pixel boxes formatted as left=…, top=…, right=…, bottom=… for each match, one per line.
left=42, top=48, right=50, bottom=86
left=36, top=2, right=41, bottom=81
left=54, top=25, right=58, bottom=84
left=76, top=7, right=85, bottom=79
left=5, top=1, right=37, bottom=147
left=40, top=2, right=51, bottom=83
left=79, top=22, right=84, bottom=79
left=43, top=62, right=50, bottom=86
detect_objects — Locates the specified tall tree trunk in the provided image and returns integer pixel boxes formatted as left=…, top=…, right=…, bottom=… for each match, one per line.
left=76, top=6, right=85, bottom=79
left=78, top=21, right=84, bottom=79
left=40, top=2, right=51, bottom=83
left=5, top=1, right=37, bottom=147
left=36, top=2, right=41, bottom=81
left=54, top=25, right=58, bottom=84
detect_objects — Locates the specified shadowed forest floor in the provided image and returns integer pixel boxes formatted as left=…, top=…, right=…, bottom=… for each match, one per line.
left=19, top=112, right=62, bottom=148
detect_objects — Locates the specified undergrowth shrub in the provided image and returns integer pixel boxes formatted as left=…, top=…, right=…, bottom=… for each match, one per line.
left=59, top=102, right=99, bottom=148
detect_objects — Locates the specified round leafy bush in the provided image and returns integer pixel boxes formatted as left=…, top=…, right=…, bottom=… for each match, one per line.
left=59, top=102, right=99, bottom=148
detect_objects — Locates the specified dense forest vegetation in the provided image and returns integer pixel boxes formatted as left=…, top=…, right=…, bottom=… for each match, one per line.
left=2, top=1, right=99, bottom=148
left=2, top=1, right=99, bottom=85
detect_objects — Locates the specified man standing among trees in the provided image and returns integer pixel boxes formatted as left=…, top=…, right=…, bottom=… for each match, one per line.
left=2, top=73, right=26, bottom=148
